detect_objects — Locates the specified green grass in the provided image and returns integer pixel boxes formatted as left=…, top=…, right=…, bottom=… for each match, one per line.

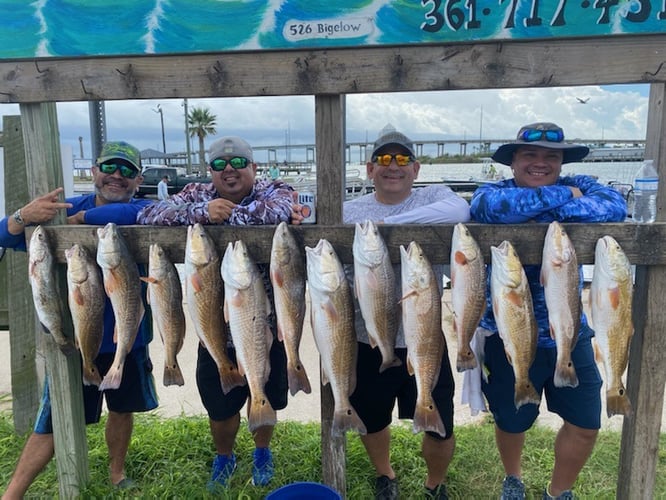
left=0, top=412, right=664, bottom=499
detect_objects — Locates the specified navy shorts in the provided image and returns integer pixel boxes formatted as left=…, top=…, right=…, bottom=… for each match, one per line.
left=34, top=346, right=159, bottom=434
left=349, top=342, right=455, bottom=440
left=481, top=334, right=602, bottom=433
left=196, top=340, right=288, bottom=421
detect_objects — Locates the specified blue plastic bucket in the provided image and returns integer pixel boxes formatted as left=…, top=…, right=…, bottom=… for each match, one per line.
left=265, top=481, right=341, bottom=499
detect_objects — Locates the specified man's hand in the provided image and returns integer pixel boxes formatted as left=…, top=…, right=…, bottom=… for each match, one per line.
left=67, top=211, right=86, bottom=225
left=290, top=191, right=304, bottom=225
left=569, top=187, right=583, bottom=198
left=207, top=198, right=237, bottom=223
left=8, top=187, right=73, bottom=234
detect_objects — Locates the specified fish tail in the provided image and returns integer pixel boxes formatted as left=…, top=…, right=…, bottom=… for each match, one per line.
left=287, top=361, right=312, bottom=396
left=332, top=408, right=367, bottom=437
left=456, top=348, right=478, bottom=372
left=378, top=353, right=402, bottom=374
left=99, top=363, right=124, bottom=391
left=55, top=337, right=78, bottom=357
left=553, top=360, right=579, bottom=388
left=514, top=379, right=541, bottom=410
left=247, top=395, right=277, bottom=433
left=218, top=364, right=246, bottom=395
left=82, top=362, right=103, bottom=387
left=413, top=399, right=446, bottom=438
left=606, top=388, right=632, bottom=417
left=163, top=361, right=185, bottom=387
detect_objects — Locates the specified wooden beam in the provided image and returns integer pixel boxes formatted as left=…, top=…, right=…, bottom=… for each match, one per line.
left=20, top=103, right=89, bottom=498
left=0, top=35, right=664, bottom=103
left=33, top=222, right=666, bottom=266
left=618, top=82, right=666, bottom=500
left=3, top=115, right=40, bottom=434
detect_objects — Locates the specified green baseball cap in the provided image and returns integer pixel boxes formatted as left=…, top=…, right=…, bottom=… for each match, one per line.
left=96, top=141, right=142, bottom=171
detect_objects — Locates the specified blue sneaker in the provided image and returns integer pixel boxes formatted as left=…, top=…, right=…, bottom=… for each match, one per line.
left=252, top=447, right=274, bottom=486
left=501, top=475, right=525, bottom=500
left=207, top=453, right=236, bottom=492
left=543, top=487, right=574, bottom=499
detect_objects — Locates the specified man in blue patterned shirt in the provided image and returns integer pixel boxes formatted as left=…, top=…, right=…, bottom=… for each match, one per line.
left=470, top=122, right=627, bottom=500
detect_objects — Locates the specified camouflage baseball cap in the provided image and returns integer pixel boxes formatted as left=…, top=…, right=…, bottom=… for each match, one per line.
left=96, top=141, right=142, bottom=171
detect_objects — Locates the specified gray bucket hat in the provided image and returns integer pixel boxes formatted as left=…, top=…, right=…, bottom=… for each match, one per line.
left=492, top=122, right=589, bottom=166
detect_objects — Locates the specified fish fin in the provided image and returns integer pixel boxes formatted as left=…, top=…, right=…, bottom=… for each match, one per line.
left=247, top=394, right=277, bottom=433
left=506, top=290, right=523, bottom=307
left=217, top=357, right=246, bottom=394
left=230, top=290, right=243, bottom=307
left=332, top=407, right=367, bottom=437
left=379, top=355, right=402, bottom=373
left=406, top=356, right=415, bottom=376
left=456, top=347, right=478, bottom=372
left=608, top=286, right=621, bottom=310
left=322, top=300, right=339, bottom=323
left=271, top=268, right=284, bottom=288
left=398, top=290, right=417, bottom=304
left=276, top=324, right=285, bottom=342
left=99, top=362, right=124, bottom=391
left=190, top=272, right=204, bottom=294
left=141, top=276, right=158, bottom=284
left=592, top=339, right=604, bottom=365
left=73, top=286, right=86, bottom=307
left=454, top=250, right=467, bottom=266
left=82, top=362, right=103, bottom=386
left=514, top=379, right=541, bottom=409
left=163, top=361, right=185, bottom=387
left=287, top=361, right=312, bottom=396
left=223, top=299, right=229, bottom=323
left=554, top=360, right=579, bottom=388
left=413, top=399, right=446, bottom=437
left=549, top=324, right=556, bottom=341
left=57, top=339, right=78, bottom=357
left=320, top=367, right=330, bottom=387
left=606, top=389, right=632, bottom=417
left=106, top=269, right=122, bottom=294
left=113, top=326, right=118, bottom=344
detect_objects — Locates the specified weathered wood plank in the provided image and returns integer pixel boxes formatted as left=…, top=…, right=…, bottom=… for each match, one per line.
left=618, top=82, right=666, bottom=500
left=3, top=115, right=40, bottom=434
left=20, top=103, right=89, bottom=498
left=1, top=35, right=664, bottom=103
left=34, top=222, right=666, bottom=266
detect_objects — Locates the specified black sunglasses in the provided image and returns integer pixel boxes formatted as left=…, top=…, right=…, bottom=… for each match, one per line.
left=210, top=157, right=249, bottom=171
left=98, top=162, right=139, bottom=179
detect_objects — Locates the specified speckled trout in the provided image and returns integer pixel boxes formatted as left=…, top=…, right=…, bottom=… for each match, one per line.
left=353, top=220, right=401, bottom=373
left=96, top=223, right=144, bottom=391
left=143, top=243, right=186, bottom=387
left=28, top=225, right=76, bottom=355
left=185, top=224, right=244, bottom=394
left=222, top=240, right=276, bottom=432
left=490, top=240, right=540, bottom=410
left=65, top=244, right=105, bottom=385
left=541, top=221, right=580, bottom=388
left=400, top=241, right=446, bottom=437
left=270, top=222, right=311, bottom=395
left=589, top=236, right=633, bottom=417
left=450, top=223, right=486, bottom=372
left=306, top=239, right=366, bottom=437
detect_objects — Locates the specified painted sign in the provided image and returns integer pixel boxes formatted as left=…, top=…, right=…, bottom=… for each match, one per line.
left=1, top=0, right=664, bottom=60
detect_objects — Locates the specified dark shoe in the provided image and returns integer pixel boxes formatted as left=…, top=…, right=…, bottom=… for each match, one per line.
left=425, top=483, right=449, bottom=499
left=206, top=453, right=237, bottom=492
left=375, top=475, right=398, bottom=500
left=113, top=478, right=137, bottom=490
left=501, top=475, right=525, bottom=500
left=252, top=447, right=274, bottom=486
left=543, top=487, right=574, bottom=499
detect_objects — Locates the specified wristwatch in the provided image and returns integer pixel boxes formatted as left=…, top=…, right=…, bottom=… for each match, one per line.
left=13, top=209, right=25, bottom=226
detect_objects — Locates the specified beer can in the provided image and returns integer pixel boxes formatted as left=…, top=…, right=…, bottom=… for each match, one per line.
left=298, top=191, right=316, bottom=224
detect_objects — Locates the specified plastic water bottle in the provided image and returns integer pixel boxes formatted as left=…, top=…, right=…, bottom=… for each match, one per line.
left=632, top=159, right=658, bottom=223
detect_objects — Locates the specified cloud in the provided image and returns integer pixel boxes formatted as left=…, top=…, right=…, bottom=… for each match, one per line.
left=1, top=84, right=648, bottom=162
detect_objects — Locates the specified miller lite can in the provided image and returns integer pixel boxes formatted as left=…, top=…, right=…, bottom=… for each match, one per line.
left=298, top=191, right=316, bottom=224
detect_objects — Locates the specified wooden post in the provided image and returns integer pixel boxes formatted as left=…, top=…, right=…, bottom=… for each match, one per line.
left=315, top=94, right=347, bottom=496
left=20, top=103, right=89, bottom=498
left=3, top=115, right=40, bottom=434
left=618, top=83, right=666, bottom=499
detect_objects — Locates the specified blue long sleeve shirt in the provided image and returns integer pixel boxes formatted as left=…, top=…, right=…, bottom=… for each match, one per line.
left=0, top=194, right=153, bottom=353
left=470, top=175, right=627, bottom=348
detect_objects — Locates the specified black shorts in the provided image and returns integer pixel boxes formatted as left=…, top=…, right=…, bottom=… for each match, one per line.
left=35, top=346, right=158, bottom=434
left=350, top=342, right=455, bottom=440
left=196, top=340, right=288, bottom=421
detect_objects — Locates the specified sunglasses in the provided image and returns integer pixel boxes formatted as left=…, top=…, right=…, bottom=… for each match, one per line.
left=98, top=162, right=139, bottom=179
left=519, top=129, right=564, bottom=143
left=210, top=157, right=249, bottom=171
left=372, top=153, right=414, bottom=167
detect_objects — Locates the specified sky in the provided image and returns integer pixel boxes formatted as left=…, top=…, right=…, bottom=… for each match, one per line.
left=0, top=84, right=650, bottom=165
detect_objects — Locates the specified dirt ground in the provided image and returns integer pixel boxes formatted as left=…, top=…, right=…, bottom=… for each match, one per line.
left=2, top=290, right=662, bottom=433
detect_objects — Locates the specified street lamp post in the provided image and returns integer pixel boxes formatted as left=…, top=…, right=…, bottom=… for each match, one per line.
left=182, top=98, right=192, bottom=174
left=153, top=104, right=166, bottom=155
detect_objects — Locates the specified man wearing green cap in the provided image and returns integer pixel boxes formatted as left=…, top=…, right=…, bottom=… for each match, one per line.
left=1, top=141, right=157, bottom=498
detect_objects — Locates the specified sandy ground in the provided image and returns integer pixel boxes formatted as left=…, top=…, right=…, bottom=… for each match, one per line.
left=2, top=290, right=662, bottom=434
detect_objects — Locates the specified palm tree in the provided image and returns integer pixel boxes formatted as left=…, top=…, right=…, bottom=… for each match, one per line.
left=188, top=107, right=217, bottom=175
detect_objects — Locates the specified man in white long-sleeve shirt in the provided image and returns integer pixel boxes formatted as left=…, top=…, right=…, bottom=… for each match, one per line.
left=343, top=125, right=470, bottom=500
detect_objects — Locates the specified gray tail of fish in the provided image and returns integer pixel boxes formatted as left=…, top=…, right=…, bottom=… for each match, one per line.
left=287, top=362, right=312, bottom=396
left=413, top=402, right=446, bottom=438
left=248, top=396, right=277, bottom=433
left=332, top=408, right=367, bottom=437
left=456, top=349, right=478, bottom=372
left=164, top=361, right=185, bottom=387
left=553, top=361, right=579, bottom=389
left=514, top=380, right=541, bottom=410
